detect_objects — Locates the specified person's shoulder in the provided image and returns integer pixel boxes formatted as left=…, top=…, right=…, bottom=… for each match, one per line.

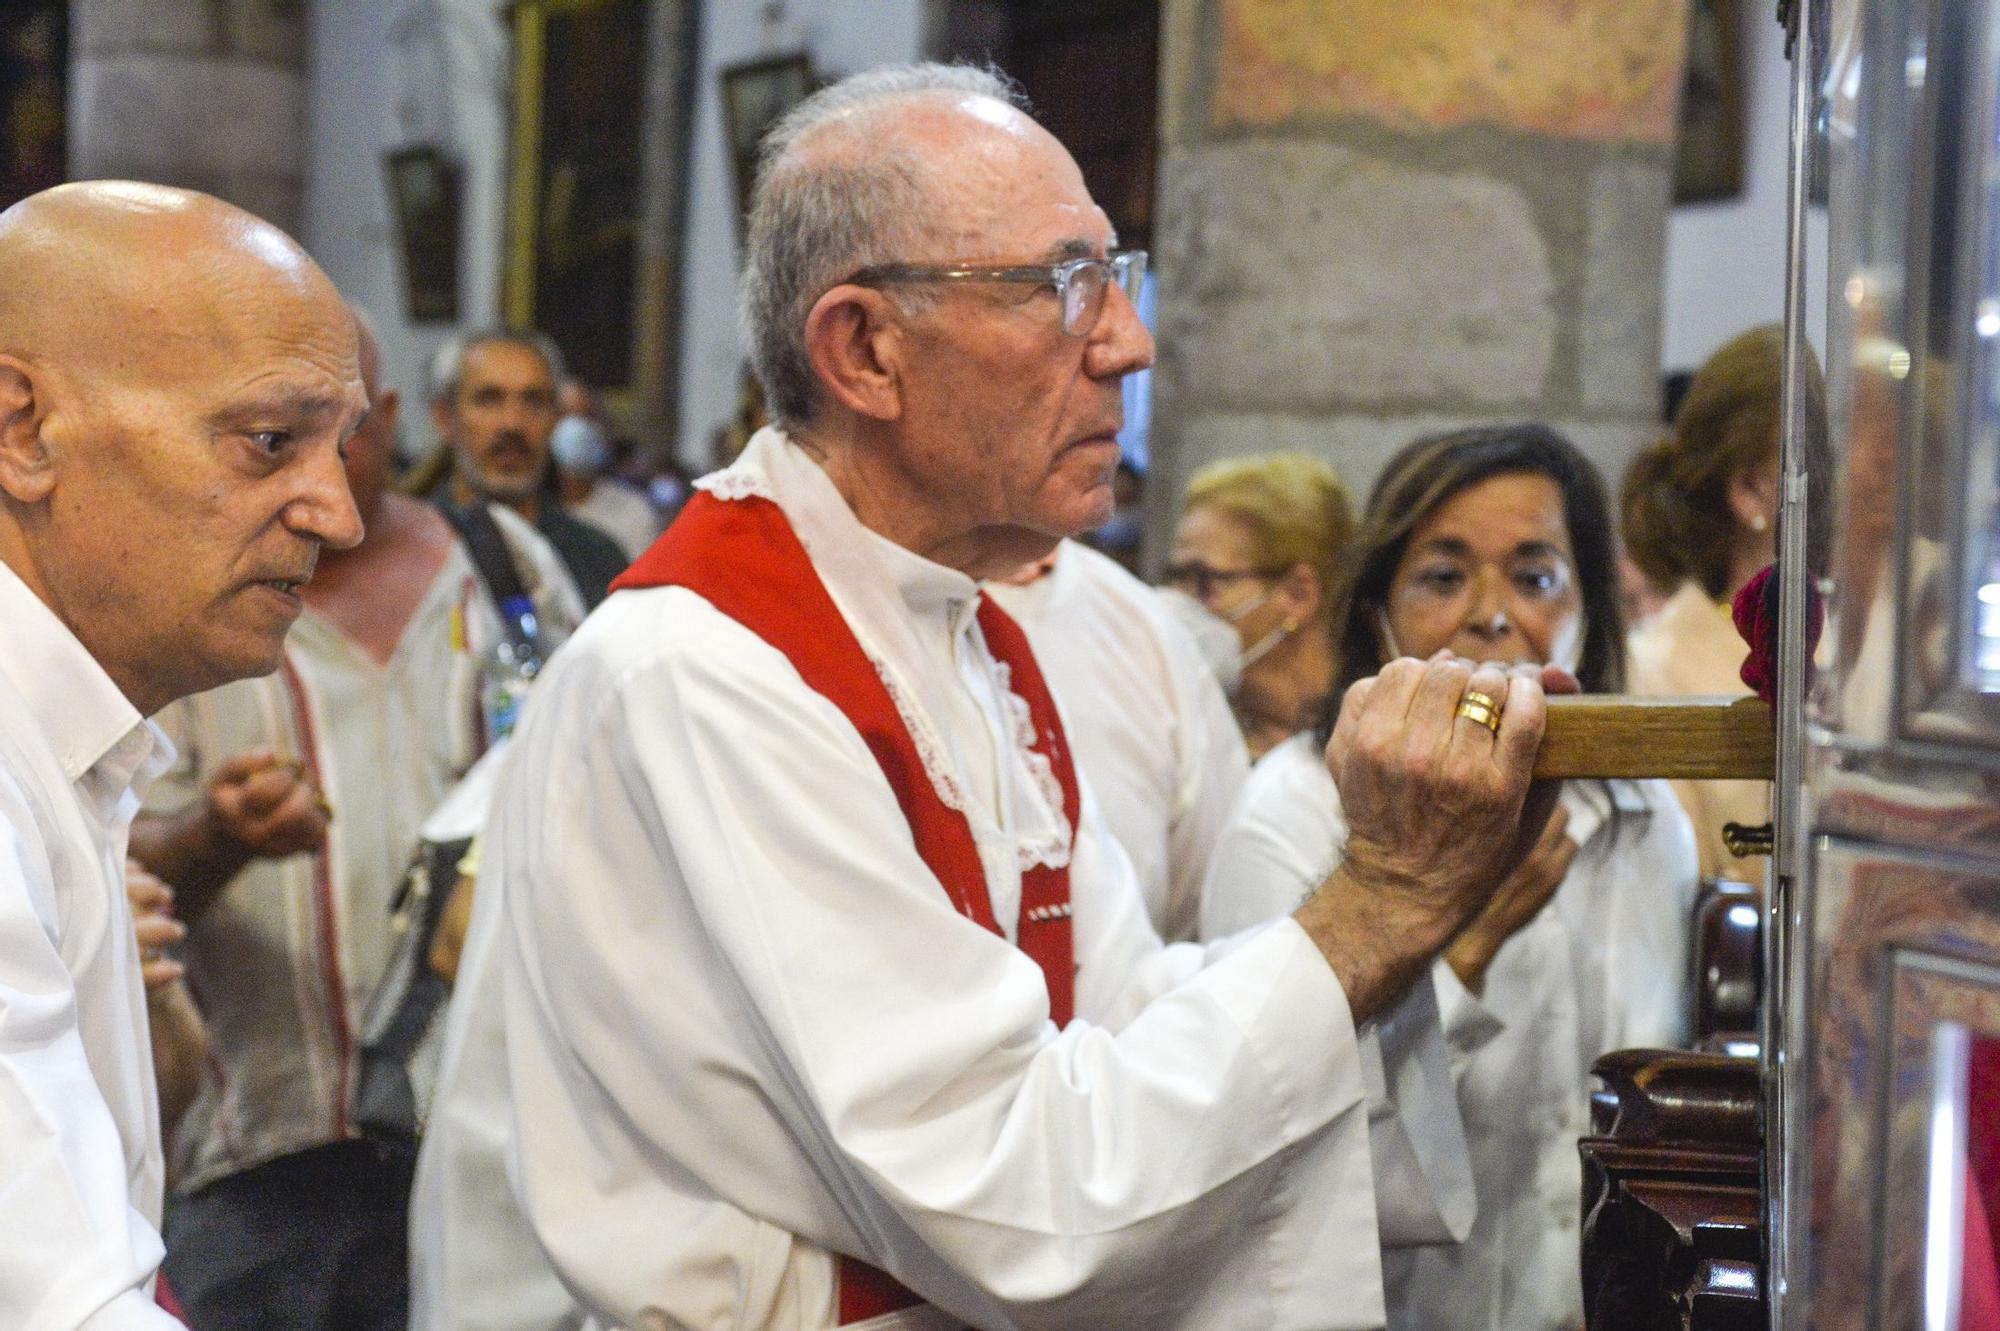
left=1054, top=540, right=1161, bottom=621
left=0, top=715, right=58, bottom=871
left=556, top=583, right=798, bottom=690
left=545, top=506, right=628, bottom=561
left=1049, top=539, right=1206, bottom=672
left=1243, top=731, right=1337, bottom=805
left=486, top=501, right=555, bottom=557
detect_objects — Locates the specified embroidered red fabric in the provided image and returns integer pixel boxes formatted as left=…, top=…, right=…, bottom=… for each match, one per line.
left=615, top=492, right=1081, bottom=1325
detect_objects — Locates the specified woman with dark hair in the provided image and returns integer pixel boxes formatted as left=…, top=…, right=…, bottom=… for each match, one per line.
left=1201, top=423, right=1697, bottom=1331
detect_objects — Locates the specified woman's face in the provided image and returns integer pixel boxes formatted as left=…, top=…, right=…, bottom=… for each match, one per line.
left=1382, top=472, right=1584, bottom=669
left=1167, top=503, right=1291, bottom=651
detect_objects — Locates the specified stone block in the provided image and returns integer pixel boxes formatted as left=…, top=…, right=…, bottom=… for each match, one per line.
left=1155, top=139, right=1555, bottom=414
left=1212, top=0, right=1690, bottom=143
left=70, top=0, right=219, bottom=57
left=1580, top=157, right=1673, bottom=415
left=69, top=53, right=304, bottom=182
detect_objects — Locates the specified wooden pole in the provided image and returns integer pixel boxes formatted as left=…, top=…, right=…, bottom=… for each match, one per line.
left=1533, top=695, right=1775, bottom=781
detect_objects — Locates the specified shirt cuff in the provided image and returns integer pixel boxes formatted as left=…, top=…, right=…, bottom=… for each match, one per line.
left=1431, top=956, right=1506, bottom=1063
left=1361, top=978, right=1478, bottom=1247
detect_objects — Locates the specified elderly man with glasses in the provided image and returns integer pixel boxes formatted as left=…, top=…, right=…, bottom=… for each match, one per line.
left=415, top=63, right=1566, bottom=1331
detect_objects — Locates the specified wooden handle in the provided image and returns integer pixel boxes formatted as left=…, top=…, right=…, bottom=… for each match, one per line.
left=1533, top=695, right=1775, bottom=781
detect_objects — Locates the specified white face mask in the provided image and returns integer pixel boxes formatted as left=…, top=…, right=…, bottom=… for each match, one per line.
left=1153, top=586, right=1246, bottom=694
left=550, top=414, right=612, bottom=476
left=1234, top=595, right=1293, bottom=674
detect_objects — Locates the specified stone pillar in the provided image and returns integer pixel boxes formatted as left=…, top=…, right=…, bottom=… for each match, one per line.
left=1150, top=0, right=1691, bottom=540
left=68, top=0, right=306, bottom=233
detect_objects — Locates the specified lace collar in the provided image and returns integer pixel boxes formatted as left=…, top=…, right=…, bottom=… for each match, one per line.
left=697, top=429, right=1072, bottom=873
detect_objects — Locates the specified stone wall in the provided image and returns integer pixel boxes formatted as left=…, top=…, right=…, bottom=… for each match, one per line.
left=1151, top=0, right=1691, bottom=542
left=68, top=0, right=306, bottom=234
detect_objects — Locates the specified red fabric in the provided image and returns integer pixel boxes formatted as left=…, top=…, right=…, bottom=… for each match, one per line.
left=157, top=1273, right=186, bottom=1321
left=614, top=491, right=1081, bottom=1324
left=1962, top=1038, right=2000, bottom=1329
left=1731, top=563, right=1824, bottom=704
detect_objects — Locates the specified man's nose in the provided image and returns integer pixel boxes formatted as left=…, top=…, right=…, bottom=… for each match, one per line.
left=499, top=395, right=550, bottom=440
left=1085, top=281, right=1155, bottom=380
left=286, top=440, right=365, bottom=551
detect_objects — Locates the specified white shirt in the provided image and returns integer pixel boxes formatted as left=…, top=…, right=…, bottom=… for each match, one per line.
left=413, top=429, right=1472, bottom=1331
left=985, top=542, right=1249, bottom=942
left=565, top=478, right=663, bottom=561
left=1201, top=734, right=1698, bottom=1331
left=145, top=506, right=583, bottom=1191
left=0, top=561, right=180, bottom=1330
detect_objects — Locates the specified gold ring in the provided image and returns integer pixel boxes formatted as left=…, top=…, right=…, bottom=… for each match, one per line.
left=1455, top=690, right=1502, bottom=734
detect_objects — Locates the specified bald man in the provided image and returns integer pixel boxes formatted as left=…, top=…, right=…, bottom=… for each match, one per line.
left=126, top=307, right=582, bottom=1331
left=0, top=183, right=365, bottom=1326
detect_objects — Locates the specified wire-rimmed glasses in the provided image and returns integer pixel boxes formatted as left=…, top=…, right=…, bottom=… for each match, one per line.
left=845, top=249, right=1147, bottom=337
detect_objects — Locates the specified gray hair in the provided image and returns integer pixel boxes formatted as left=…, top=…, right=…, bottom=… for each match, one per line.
left=738, top=62, right=1027, bottom=431
left=428, top=327, right=569, bottom=404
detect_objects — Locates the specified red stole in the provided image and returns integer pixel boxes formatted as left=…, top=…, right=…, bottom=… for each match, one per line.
left=612, top=490, right=1080, bottom=1325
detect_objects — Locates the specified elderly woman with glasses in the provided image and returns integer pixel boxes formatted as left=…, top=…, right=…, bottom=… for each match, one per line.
left=1200, top=423, right=1698, bottom=1331
left=1165, top=452, right=1355, bottom=758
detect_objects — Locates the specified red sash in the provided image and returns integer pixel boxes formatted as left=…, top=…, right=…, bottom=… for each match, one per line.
left=612, top=490, right=1080, bottom=1324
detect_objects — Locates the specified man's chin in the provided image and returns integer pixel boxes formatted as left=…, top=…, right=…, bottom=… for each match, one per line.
left=473, top=469, right=542, bottom=505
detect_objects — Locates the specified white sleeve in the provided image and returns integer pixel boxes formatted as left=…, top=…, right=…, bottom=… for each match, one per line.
left=500, top=602, right=1388, bottom=1329
left=1197, top=748, right=1476, bottom=1248
left=1158, top=623, right=1250, bottom=945
left=0, top=805, right=176, bottom=1329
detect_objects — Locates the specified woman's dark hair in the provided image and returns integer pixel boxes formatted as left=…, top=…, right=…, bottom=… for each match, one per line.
left=1316, top=423, right=1624, bottom=743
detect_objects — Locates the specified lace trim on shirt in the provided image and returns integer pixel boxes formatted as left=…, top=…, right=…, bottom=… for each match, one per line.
left=869, top=654, right=968, bottom=815
left=991, top=660, right=1074, bottom=872
left=695, top=471, right=773, bottom=502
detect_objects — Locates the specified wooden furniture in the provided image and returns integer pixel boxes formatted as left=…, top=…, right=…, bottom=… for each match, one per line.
left=1580, top=1050, right=1765, bottom=1331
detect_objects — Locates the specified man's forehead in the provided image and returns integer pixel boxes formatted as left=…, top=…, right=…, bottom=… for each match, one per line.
left=463, top=339, right=554, bottom=385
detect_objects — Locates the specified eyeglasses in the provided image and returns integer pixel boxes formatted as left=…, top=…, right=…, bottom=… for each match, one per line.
left=1162, top=560, right=1284, bottom=605
left=845, top=250, right=1147, bottom=337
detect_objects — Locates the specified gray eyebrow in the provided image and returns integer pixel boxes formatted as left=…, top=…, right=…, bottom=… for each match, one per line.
left=1042, top=238, right=1101, bottom=263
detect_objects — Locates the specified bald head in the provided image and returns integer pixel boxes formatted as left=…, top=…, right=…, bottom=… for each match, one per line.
left=0, top=181, right=366, bottom=713
left=0, top=182, right=346, bottom=401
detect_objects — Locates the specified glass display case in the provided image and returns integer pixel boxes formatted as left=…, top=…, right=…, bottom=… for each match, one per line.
left=1782, top=0, right=2000, bottom=1325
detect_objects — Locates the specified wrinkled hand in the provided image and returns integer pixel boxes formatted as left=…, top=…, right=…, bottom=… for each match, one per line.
left=205, top=749, right=329, bottom=861
left=1328, top=655, right=1550, bottom=939
left=1295, top=654, right=1559, bottom=1021
left=125, top=859, right=186, bottom=991
left=1445, top=804, right=1579, bottom=993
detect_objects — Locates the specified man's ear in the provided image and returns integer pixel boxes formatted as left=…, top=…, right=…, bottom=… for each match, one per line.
left=0, top=356, right=54, bottom=504
left=803, top=285, right=905, bottom=423
left=429, top=396, right=454, bottom=446
left=376, top=387, right=402, bottom=439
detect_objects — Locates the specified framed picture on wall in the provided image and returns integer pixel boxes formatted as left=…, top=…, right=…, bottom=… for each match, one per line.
left=1673, top=0, right=1748, bottom=204
left=720, top=53, right=816, bottom=226
left=0, top=3, right=64, bottom=212
left=505, top=0, right=648, bottom=390
left=384, top=144, right=462, bottom=322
